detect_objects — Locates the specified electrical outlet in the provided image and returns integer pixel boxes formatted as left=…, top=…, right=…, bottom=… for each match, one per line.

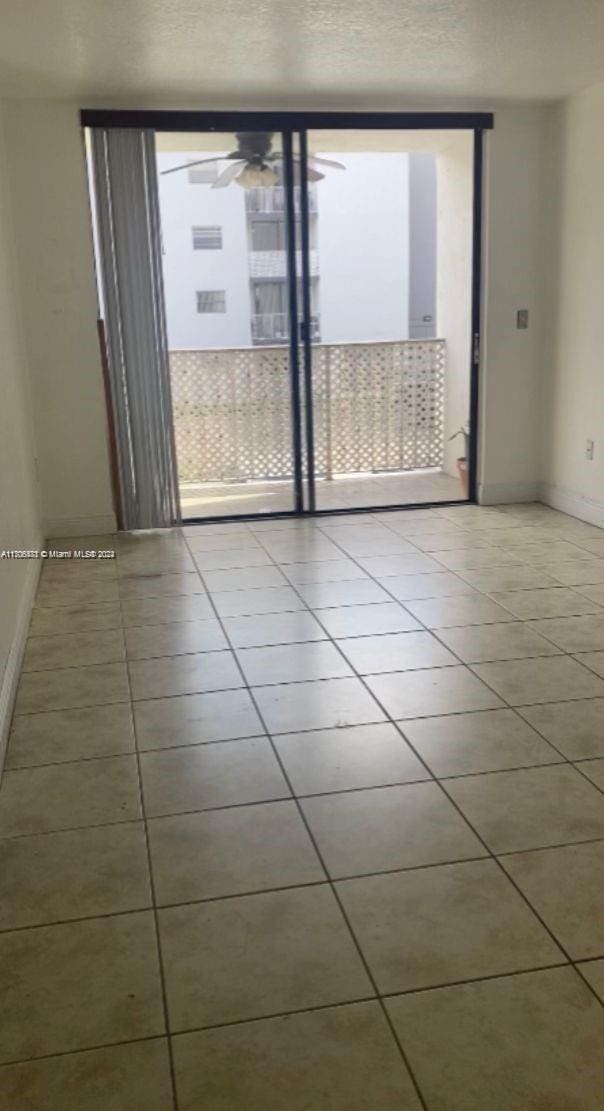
left=586, top=439, right=595, bottom=461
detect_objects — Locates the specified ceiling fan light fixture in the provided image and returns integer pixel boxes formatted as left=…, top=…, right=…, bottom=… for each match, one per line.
left=235, top=164, right=279, bottom=189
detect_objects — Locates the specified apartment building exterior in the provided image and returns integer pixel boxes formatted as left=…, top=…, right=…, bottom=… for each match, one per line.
left=157, top=149, right=437, bottom=349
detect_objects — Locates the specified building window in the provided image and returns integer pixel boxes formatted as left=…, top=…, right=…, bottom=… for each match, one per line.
left=192, top=226, right=222, bottom=250
left=252, top=280, right=288, bottom=316
left=250, top=219, right=287, bottom=251
left=196, top=290, right=226, bottom=313
left=187, top=164, right=218, bottom=184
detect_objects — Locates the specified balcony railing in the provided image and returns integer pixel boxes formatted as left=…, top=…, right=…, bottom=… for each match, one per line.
left=249, top=249, right=319, bottom=279
left=251, top=313, right=321, bottom=344
left=245, top=186, right=318, bottom=215
left=169, top=339, right=445, bottom=483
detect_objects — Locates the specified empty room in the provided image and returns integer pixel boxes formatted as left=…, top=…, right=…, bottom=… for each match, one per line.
left=0, top=1, right=603, bottom=1108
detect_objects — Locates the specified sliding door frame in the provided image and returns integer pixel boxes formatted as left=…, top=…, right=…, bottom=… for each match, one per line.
left=82, top=108, right=493, bottom=523
left=468, top=127, right=484, bottom=505
left=282, top=130, right=305, bottom=513
left=298, top=128, right=317, bottom=513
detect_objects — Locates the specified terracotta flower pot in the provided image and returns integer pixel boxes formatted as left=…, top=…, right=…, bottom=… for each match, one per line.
left=456, top=457, right=469, bottom=498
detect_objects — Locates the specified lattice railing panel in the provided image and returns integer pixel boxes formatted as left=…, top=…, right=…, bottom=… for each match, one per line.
left=170, top=340, right=445, bottom=483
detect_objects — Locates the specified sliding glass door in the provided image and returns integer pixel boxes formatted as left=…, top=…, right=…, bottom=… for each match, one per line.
left=299, top=127, right=475, bottom=513
left=85, top=110, right=487, bottom=524
left=155, top=129, right=304, bottom=518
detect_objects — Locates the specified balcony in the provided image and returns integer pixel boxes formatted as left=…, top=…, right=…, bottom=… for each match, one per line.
left=249, top=249, right=320, bottom=279
left=245, top=185, right=318, bottom=215
left=251, top=312, right=321, bottom=344
left=169, top=339, right=446, bottom=491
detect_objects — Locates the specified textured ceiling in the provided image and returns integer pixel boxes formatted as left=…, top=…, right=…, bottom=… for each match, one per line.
left=1, top=0, right=604, bottom=103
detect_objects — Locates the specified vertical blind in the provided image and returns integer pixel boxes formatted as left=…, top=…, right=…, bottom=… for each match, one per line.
left=90, top=128, right=180, bottom=530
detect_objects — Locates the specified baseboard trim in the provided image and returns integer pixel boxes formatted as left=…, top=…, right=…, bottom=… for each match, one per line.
left=0, top=558, right=41, bottom=776
left=540, top=483, right=604, bottom=528
left=44, top=514, right=117, bottom=539
left=477, top=481, right=540, bottom=505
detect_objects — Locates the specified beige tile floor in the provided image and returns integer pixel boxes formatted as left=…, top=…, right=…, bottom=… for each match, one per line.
left=1, top=501, right=604, bottom=1108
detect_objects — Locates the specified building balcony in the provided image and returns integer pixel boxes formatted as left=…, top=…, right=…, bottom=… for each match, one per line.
left=248, top=249, right=319, bottom=279
left=169, top=338, right=446, bottom=486
left=245, top=185, right=318, bottom=215
left=250, top=312, right=321, bottom=344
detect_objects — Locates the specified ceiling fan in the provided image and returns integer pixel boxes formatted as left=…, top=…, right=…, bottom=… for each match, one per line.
left=160, top=132, right=345, bottom=189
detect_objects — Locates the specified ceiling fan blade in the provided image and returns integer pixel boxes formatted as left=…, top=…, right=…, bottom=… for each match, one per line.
left=160, top=150, right=243, bottom=176
left=160, top=156, right=222, bottom=176
left=212, top=160, right=245, bottom=188
left=286, top=161, right=325, bottom=184
left=310, top=156, right=346, bottom=170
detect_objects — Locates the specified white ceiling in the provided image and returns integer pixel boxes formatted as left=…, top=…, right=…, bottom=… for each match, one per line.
left=1, top=0, right=604, bottom=104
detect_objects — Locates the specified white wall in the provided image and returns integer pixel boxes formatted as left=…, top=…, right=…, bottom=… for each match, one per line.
left=317, top=153, right=410, bottom=343
left=437, top=134, right=473, bottom=476
left=478, top=104, right=549, bottom=504
left=158, top=151, right=253, bottom=348
left=0, top=103, right=42, bottom=755
left=408, top=153, right=437, bottom=339
left=540, top=82, right=604, bottom=524
left=2, top=101, right=115, bottom=537
left=0, top=101, right=552, bottom=534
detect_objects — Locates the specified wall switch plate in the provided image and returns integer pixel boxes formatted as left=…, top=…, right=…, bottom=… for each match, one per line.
left=586, top=439, right=595, bottom=461
left=516, top=309, right=529, bottom=329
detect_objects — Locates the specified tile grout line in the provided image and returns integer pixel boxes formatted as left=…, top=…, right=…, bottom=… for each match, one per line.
left=20, top=635, right=577, bottom=673
left=0, top=959, right=599, bottom=1073
left=570, top=651, right=604, bottom=693
left=181, top=532, right=432, bottom=1111
left=0, top=1033, right=173, bottom=1073
left=121, top=599, right=181, bottom=1111
left=170, top=960, right=574, bottom=1033
left=0, top=745, right=572, bottom=779
left=3, top=838, right=604, bottom=935
left=12, top=679, right=604, bottom=721
left=9, top=685, right=604, bottom=741
left=0, top=934, right=591, bottom=1072
left=4, top=800, right=604, bottom=851
left=571, top=760, right=604, bottom=801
